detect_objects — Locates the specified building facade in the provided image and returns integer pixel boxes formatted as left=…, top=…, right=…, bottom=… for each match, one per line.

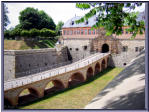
left=61, top=12, right=145, bottom=67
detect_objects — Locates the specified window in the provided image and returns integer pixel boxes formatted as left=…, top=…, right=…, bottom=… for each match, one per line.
left=135, top=47, right=139, bottom=52
left=83, top=46, right=87, bottom=50
left=122, top=46, right=128, bottom=52
left=77, top=30, right=80, bottom=35
left=70, top=30, right=73, bottom=35
left=74, top=30, right=77, bottom=35
left=93, top=29, right=95, bottom=35
left=88, top=29, right=91, bottom=35
left=63, top=30, right=66, bottom=35
left=70, top=48, right=72, bottom=50
left=139, top=46, right=144, bottom=52
left=85, top=29, right=87, bottom=35
left=81, top=29, right=84, bottom=35
left=71, top=21, right=74, bottom=25
left=67, top=30, right=69, bottom=35
left=45, top=63, right=47, bottom=66
left=85, top=21, right=88, bottom=25
left=76, top=48, right=79, bottom=51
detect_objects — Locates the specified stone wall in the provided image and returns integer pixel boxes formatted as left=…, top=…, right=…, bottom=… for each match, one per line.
left=108, top=40, right=145, bottom=67
left=4, top=46, right=69, bottom=81
left=63, top=38, right=93, bottom=62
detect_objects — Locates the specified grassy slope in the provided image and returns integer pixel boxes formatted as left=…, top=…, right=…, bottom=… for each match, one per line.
left=4, top=39, right=57, bottom=50
left=19, top=67, right=123, bottom=109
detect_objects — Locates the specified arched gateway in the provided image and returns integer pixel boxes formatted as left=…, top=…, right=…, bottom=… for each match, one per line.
left=102, top=44, right=109, bottom=53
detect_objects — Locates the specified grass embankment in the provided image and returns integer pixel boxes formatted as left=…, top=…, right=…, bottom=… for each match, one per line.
left=19, top=67, right=123, bottom=109
left=4, top=39, right=57, bottom=50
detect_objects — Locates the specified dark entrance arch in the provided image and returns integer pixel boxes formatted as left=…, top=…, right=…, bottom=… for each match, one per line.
left=102, top=44, right=109, bottom=53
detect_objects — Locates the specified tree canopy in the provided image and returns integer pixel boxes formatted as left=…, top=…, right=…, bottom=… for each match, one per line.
left=4, top=4, right=10, bottom=30
left=76, top=3, right=145, bottom=38
left=56, top=21, right=64, bottom=35
left=19, top=7, right=56, bottom=30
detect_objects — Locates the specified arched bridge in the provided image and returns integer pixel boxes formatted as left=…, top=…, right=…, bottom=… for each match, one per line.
left=4, top=53, right=110, bottom=106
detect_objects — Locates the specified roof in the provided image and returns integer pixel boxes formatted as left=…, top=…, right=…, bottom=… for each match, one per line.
left=63, top=11, right=145, bottom=28
left=62, top=16, right=97, bottom=28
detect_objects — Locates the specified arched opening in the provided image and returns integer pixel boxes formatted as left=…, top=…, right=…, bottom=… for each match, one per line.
left=44, top=80, right=64, bottom=95
left=94, top=63, right=100, bottom=75
left=18, top=88, right=39, bottom=105
left=68, top=72, right=85, bottom=87
left=87, top=67, right=94, bottom=79
left=102, top=43, right=109, bottom=53
left=101, top=59, right=106, bottom=71
left=4, top=98, right=11, bottom=109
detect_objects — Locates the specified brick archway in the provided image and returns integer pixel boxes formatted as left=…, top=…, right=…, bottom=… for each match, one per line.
left=68, top=72, right=85, bottom=87
left=102, top=43, right=109, bottom=53
left=94, top=62, right=100, bottom=75
left=44, top=80, right=65, bottom=95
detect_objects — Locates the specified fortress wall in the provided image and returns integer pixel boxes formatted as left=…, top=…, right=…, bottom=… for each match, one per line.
left=63, top=39, right=92, bottom=62
left=108, top=40, right=145, bottom=67
left=4, top=46, right=69, bottom=81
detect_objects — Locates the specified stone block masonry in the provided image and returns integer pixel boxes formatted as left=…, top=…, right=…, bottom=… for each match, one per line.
left=4, top=46, right=69, bottom=81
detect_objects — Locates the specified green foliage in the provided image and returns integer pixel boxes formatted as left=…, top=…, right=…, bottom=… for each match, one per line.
left=20, top=30, right=30, bottom=37
left=29, top=28, right=40, bottom=37
left=4, top=4, right=10, bottom=30
left=19, top=7, right=56, bottom=30
left=40, top=28, right=56, bottom=38
left=76, top=3, right=145, bottom=38
left=56, top=21, right=64, bottom=35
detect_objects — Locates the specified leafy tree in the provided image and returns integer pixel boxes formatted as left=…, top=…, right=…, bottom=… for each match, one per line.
left=39, top=10, right=56, bottom=30
left=19, top=7, right=56, bottom=30
left=4, top=4, right=10, bottom=30
left=29, top=28, right=40, bottom=37
left=56, top=21, right=64, bottom=35
left=19, top=7, right=41, bottom=30
left=76, top=3, right=145, bottom=38
left=20, top=30, right=30, bottom=37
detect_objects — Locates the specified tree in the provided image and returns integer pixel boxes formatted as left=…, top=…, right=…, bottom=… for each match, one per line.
left=19, top=7, right=56, bottom=30
left=76, top=3, right=145, bottom=38
left=4, top=4, right=10, bottom=30
left=56, top=21, right=64, bottom=35
left=39, top=10, right=56, bottom=30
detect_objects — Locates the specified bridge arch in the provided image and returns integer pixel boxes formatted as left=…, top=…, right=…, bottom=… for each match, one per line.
left=86, top=67, right=94, bottom=80
left=17, top=87, right=39, bottom=105
left=94, top=62, right=100, bottom=75
left=68, top=72, right=85, bottom=87
left=101, top=59, right=106, bottom=71
left=101, top=43, right=109, bottom=53
left=44, top=80, right=65, bottom=95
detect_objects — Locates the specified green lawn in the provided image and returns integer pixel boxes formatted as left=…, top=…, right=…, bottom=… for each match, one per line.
left=19, top=67, right=123, bottom=109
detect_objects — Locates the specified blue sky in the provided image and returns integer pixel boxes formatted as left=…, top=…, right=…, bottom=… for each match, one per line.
left=5, top=3, right=145, bottom=29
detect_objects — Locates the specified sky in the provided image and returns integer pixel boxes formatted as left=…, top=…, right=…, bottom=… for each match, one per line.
left=5, top=3, right=145, bottom=29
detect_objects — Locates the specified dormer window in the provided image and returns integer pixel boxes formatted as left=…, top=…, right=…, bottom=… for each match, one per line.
left=71, top=21, right=74, bottom=25
left=85, top=21, right=88, bottom=25
left=96, top=17, right=98, bottom=21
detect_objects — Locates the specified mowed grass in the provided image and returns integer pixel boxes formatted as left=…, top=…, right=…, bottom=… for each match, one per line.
left=4, top=39, right=57, bottom=50
left=19, top=67, right=123, bottom=109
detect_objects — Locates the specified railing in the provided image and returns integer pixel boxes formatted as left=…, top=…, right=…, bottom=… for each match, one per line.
left=16, top=61, right=72, bottom=77
left=4, top=53, right=110, bottom=91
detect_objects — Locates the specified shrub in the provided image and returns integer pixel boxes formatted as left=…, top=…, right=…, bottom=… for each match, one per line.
left=40, top=28, right=56, bottom=38
left=29, top=28, right=40, bottom=38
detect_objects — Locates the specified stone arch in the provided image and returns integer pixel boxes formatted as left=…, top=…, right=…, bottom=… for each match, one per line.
left=86, top=67, right=94, bottom=79
left=68, top=72, right=85, bottom=87
left=101, top=43, right=109, bottom=53
left=4, top=97, right=12, bottom=108
left=101, top=59, right=106, bottom=71
left=94, top=62, right=100, bottom=75
left=44, top=80, right=65, bottom=95
left=18, top=87, right=39, bottom=105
